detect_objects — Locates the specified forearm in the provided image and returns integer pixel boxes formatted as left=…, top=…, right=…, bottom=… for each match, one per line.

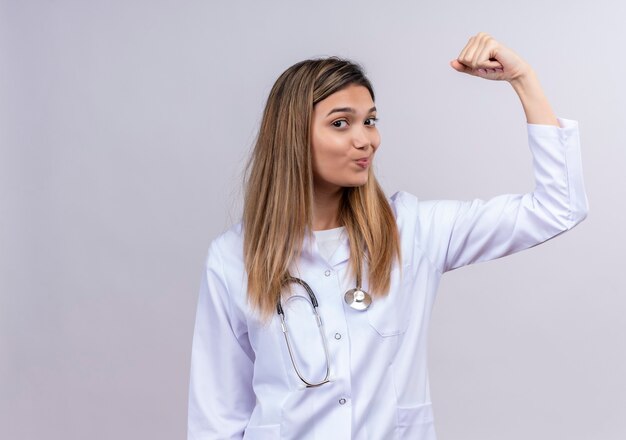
left=509, top=69, right=559, bottom=126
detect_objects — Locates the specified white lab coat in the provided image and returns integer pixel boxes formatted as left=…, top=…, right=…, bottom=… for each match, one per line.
left=188, top=118, right=589, bottom=440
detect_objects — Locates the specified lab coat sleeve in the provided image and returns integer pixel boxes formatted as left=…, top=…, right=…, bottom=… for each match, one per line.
left=416, top=117, right=589, bottom=273
left=188, top=240, right=255, bottom=440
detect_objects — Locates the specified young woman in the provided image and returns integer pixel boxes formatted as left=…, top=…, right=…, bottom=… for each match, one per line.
left=188, top=32, right=588, bottom=440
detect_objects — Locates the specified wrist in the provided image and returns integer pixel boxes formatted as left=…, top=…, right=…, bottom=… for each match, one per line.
left=509, top=68, right=539, bottom=93
left=508, top=68, right=558, bottom=126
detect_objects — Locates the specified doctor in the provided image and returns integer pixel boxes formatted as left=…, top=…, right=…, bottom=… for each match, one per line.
left=188, top=32, right=588, bottom=439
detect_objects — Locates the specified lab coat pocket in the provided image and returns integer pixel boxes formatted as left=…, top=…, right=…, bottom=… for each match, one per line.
left=243, top=424, right=281, bottom=439
left=366, top=264, right=414, bottom=337
left=395, top=403, right=436, bottom=439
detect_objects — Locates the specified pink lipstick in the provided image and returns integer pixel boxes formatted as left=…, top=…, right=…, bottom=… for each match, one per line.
left=355, top=158, right=370, bottom=169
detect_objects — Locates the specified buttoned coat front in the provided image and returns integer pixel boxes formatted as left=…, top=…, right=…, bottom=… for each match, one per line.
left=188, top=118, right=589, bottom=440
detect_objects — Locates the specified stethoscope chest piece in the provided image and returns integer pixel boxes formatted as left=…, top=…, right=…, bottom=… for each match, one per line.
left=344, top=288, right=372, bottom=311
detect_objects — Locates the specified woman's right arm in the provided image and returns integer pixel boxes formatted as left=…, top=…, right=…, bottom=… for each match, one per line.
left=188, top=241, right=255, bottom=440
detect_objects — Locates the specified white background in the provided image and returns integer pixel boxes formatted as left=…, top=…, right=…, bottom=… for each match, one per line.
left=2, top=1, right=625, bottom=439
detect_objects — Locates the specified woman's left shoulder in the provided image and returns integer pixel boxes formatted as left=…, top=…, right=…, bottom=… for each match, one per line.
left=388, top=191, right=425, bottom=239
left=389, top=190, right=420, bottom=218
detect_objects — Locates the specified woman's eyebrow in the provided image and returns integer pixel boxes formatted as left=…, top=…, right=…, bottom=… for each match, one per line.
left=326, top=106, right=377, bottom=117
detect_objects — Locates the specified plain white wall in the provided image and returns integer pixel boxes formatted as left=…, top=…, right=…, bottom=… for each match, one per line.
left=2, top=1, right=625, bottom=439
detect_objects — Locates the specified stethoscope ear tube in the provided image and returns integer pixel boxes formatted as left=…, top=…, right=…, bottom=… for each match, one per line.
left=277, top=277, right=331, bottom=388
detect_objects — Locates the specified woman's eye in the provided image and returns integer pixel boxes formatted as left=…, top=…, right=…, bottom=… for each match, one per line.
left=332, top=120, right=348, bottom=128
left=365, top=117, right=378, bottom=126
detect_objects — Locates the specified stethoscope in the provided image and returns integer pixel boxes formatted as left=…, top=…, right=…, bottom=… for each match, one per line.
left=276, top=275, right=372, bottom=388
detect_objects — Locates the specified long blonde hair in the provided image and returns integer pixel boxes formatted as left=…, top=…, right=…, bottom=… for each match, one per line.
left=243, top=57, right=400, bottom=319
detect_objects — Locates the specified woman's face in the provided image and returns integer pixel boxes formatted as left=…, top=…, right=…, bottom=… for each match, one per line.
left=310, top=84, right=380, bottom=193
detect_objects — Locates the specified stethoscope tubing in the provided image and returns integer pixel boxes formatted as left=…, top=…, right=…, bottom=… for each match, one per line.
left=277, top=276, right=332, bottom=388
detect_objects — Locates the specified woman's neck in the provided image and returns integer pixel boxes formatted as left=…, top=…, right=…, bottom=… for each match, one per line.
left=312, top=186, right=343, bottom=231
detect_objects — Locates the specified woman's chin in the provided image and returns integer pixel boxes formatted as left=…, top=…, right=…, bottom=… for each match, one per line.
left=344, top=178, right=369, bottom=188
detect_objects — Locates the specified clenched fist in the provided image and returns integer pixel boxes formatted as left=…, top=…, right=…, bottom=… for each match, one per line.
left=450, top=32, right=532, bottom=83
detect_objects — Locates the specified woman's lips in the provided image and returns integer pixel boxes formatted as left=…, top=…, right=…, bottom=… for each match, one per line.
left=355, top=158, right=370, bottom=169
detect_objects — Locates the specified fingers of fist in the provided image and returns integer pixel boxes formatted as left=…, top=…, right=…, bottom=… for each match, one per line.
left=456, top=32, right=503, bottom=72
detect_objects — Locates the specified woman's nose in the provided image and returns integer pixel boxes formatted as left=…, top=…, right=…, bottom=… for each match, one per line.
left=352, top=127, right=371, bottom=150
